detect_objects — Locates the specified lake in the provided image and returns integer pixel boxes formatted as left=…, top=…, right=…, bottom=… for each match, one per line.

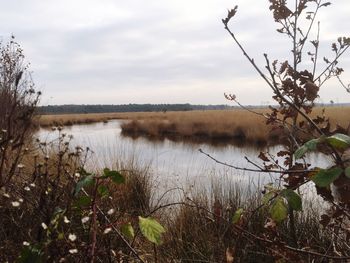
left=35, top=120, right=331, bottom=197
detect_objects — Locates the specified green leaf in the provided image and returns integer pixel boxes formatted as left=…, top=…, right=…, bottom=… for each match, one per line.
left=294, top=138, right=321, bottom=159
left=326, top=133, right=350, bottom=149
left=269, top=197, right=288, bottom=223
left=294, top=145, right=307, bottom=159
left=121, top=222, right=135, bottom=239
left=262, top=191, right=276, bottom=205
left=138, top=216, right=165, bottom=245
left=232, top=208, right=243, bottom=224
left=74, top=174, right=94, bottom=196
left=75, top=195, right=91, bottom=207
left=281, top=189, right=302, bottom=211
left=345, top=167, right=350, bottom=179
left=97, top=185, right=109, bottom=198
left=312, top=167, right=343, bottom=187
left=305, top=138, right=320, bottom=151
left=102, top=168, right=125, bottom=184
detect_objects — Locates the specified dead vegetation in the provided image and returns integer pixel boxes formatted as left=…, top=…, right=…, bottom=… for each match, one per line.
left=120, top=107, right=350, bottom=145
left=37, top=107, right=350, bottom=146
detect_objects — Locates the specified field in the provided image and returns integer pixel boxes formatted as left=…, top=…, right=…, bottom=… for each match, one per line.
left=38, top=106, right=350, bottom=145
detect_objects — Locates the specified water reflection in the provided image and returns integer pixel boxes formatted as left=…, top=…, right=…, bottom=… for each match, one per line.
left=35, top=120, right=330, bottom=193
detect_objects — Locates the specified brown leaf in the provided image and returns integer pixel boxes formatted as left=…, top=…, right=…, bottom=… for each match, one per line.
left=277, top=150, right=289, bottom=157
left=259, top=152, right=270, bottom=162
left=222, top=6, right=238, bottom=25
left=305, top=81, right=319, bottom=101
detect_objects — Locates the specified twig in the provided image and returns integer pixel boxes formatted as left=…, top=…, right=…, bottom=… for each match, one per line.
left=223, top=24, right=327, bottom=140
left=199, top=148, right=310, bottom=174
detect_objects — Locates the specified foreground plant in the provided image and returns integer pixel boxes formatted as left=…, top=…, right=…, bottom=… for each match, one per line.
left=0, top=38, right=164, bottom=262
left=0, top=37, right=40, bottom=188
left=219, top=0, right=350, bottom=261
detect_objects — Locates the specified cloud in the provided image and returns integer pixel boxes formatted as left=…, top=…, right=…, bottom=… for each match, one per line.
left=0, top=0, right=349, bottom=105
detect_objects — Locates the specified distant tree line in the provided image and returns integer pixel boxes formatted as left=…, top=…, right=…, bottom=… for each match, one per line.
left=38, top=104, right=237, bottom=114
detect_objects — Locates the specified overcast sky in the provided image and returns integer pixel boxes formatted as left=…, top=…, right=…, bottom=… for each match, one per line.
left=0, top=0, right=349, bottom=105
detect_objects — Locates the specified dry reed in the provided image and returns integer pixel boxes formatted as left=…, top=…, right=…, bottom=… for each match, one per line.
left=121, top=106, right=350, bottom=145
left=37, top=106, right=350, bottom=145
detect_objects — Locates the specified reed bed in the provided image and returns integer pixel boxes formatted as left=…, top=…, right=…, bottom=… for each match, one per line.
left=37, top=112, right=129, bottom=127
left=121, top=106, right=350, bottom=145
left=37, top=106, right=350, bottom=145
left=37, top=111, right=175, bottom=127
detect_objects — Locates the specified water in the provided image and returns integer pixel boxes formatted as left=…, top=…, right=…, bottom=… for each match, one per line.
left=35, top=120, right=331, bottom=194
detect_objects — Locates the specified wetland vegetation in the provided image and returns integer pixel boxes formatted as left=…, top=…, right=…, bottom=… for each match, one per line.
left=2, top=0, right=350, bottom=262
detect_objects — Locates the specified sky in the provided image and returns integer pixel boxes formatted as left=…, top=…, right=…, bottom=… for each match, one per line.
left=0, top=0, right=349, bottom=106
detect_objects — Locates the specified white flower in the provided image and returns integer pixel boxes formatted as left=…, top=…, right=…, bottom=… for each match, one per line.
left=68, top=234, right=77, bottom=242
left=3, top=193, right=10, bottom=198
left=103, top=227, right=112, bottom=234
left=17, top=164, right=25, bottom=169
left=64, top=216, right=70, bottom=224
left=41, top=223, right=48, bottom=230
left=81, top=216, right=90, bottom=224
left=74, top=173, right=80, bottom=178
left=107, top=208, right=115, bottom=215
left=11, top=201, right=20, bottom=207
left=24, top=186, right=30, bottom=191
left=68, top=248, right=78, bottom=254
left=30, top=183, right=36, bottom=187
left=23, top=241, right=30, bottom=246
left=19, top=198, right=24, bottom=203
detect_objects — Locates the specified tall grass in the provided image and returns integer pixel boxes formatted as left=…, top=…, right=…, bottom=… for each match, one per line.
left=155, top=178, right=341, bottom=262
left=121, top=106, right=350, bottom=145
left=38, top=107, right=350, bottom=144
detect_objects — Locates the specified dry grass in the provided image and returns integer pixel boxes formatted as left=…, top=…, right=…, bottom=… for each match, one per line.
left=121, top=109, right=272, bottom=145
left=37, top=106, right=350, bottom=145
left=158, top=180, right=336, bottom=262
left=37, top=111, right=183, bottom=127
left=36, top=112, right=129, bottom=127
left=121, top=106, right=350, bottom=145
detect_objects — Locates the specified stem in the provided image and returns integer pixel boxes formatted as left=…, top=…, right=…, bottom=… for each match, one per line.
left=315, top=45, right=350, bottom=82
left=89, top=180, right=99, bottom=263
left=312, top=22, right=320, bottom=80
left=223, top=25, right=325, bottom=137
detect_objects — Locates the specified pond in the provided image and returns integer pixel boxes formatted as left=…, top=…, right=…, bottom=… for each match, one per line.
left=35, top=120, right=331, bottom=195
